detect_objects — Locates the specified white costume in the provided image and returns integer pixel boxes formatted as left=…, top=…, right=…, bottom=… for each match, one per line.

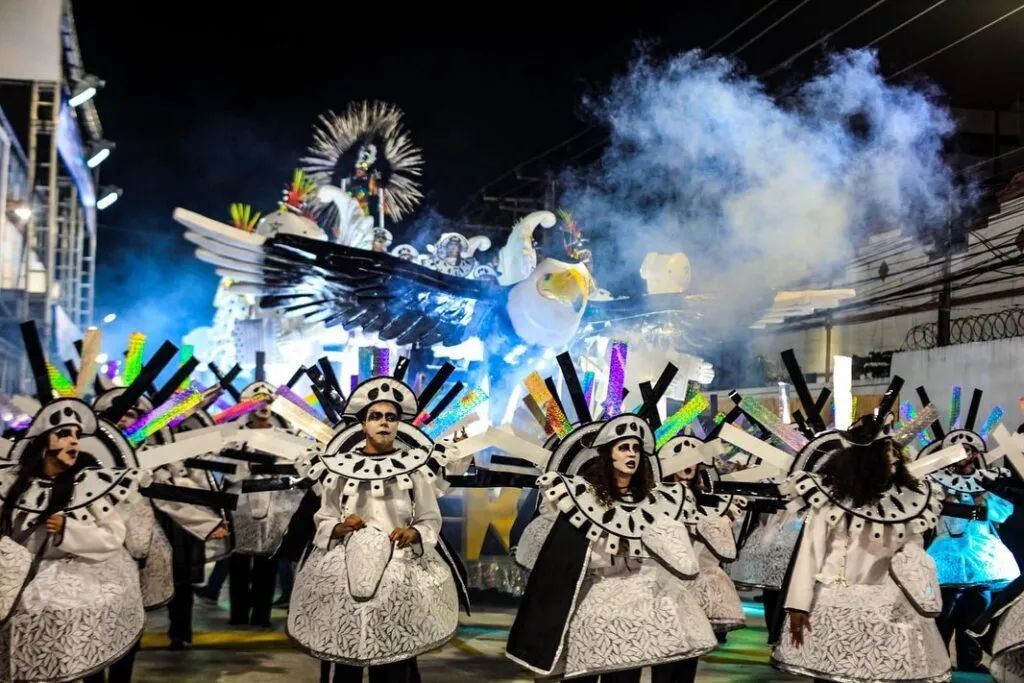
left=507, top=412, right=717, bottom=680
left=0, top=398, right=146, bottom=683
left=773, top=470, right=951, bottom=683
left=287, top=371, right=468, bottom=667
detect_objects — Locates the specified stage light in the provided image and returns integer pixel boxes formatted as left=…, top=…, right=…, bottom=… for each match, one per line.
left=97, top=186, right=122, bottom=210
left=96, top=353, right=109, bottom=364
left=69, top=74, right=105, bottom=108
left=834, top=355, right=853, bottom=430
left=103, top=313, right=117, bottom=323
left=13, top=206, right=30, bottom=220
left=87, top=140, right=115, bottom=168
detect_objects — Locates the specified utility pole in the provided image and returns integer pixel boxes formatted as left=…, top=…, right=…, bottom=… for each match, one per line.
left=937, top=200, right=953, bottom=347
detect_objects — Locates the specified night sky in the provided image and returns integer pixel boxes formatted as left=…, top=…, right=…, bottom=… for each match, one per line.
left=71, top=1, right=1024, bottom=353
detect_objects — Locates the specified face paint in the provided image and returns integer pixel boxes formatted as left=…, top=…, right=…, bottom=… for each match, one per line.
left=47, top=426, right=81, bottom=470
left=362, top=401, right=400, bottom=453
left=611, top=437, right=642, bottom=476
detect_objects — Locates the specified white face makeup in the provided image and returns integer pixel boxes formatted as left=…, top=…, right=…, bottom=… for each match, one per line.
left=48, top=426, right=82, bottom=470
left=611, top=437, right=642, bottom=476
left=362, top=401, right=400, bottom=453
left=674, top=465, right=697, bottom=482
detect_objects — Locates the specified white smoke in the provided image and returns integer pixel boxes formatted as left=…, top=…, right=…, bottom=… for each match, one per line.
left=564, top=48, right=972, bottom=324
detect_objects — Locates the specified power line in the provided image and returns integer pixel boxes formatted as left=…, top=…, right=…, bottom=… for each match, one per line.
left=730, top=0, right=815, bottom=56
left=455, top=126, right=598, bottom=216
left=707, top=1, right=780, bottom=51
left=864, top=0, right=952, bottom=47
left=888, top=2, right=1024, bottom=78
left=760, top=0, right=892, bottom=77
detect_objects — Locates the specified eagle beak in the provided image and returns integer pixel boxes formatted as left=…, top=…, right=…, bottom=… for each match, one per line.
left=537, top=269, right=591, bottom=312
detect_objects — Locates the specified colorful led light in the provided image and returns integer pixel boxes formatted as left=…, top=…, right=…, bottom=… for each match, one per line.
left=424, top=388, right=487, bottom=440
left=979, top=406, right=1004, bottom=439
left=123, top=332, right=146, bottom=385
left=125, top=388, right=202, bottom=446
left=738, top=395, right=808, bottom=452
left=655, top=393, right=710, bottom=449
left=46, top=361, right=76, bottom=398
left=604, top=341, right=628, bottom=417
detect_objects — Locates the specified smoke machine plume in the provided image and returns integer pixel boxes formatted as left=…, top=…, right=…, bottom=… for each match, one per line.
left=565, top=48, right=973, bottom=330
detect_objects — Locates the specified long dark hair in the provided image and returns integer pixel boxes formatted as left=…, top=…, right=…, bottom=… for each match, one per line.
left=580, top=440, right=656, bottom=507
left=818, top=437, right=919, bottom=508
left=0, top=430, right=95, bottom=536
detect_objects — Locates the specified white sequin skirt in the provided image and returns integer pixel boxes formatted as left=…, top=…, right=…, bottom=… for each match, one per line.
left=561, top=565, right=717, bottom=679
left=991, top=598, right=1024, bottom=683
left=773, top=581, right=951, bottom=683
left=728, top=511, right=802, bottom=590
left=287, top=544, right=458, bottom=666
left=0, top=550, right=144, bottom=683
left=695, top=564, right=745, bottom=633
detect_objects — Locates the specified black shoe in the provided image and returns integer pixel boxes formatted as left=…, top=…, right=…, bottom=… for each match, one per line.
left=168, top=640, right=186, bottom=651
left=194, top=588, right=219, bottom=606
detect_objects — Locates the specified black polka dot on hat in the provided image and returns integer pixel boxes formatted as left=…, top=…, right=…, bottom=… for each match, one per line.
left=381, top=383, right=390, bottom=392
left=615, top=424, right=627, bottom=436
left=393, top=389, right=404, bottom=403
left=628, top=422, right=637, bottom=431
left=368, top=388, right=380, bottom=401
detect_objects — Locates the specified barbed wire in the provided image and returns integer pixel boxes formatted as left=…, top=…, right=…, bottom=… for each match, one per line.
left=902, top=306, right=1024, bottom=350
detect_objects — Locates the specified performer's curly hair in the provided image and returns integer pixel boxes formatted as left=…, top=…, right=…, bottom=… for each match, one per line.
left=581, top=440, right=657, bottom=507
left=819, top=437, right=919, bottom=508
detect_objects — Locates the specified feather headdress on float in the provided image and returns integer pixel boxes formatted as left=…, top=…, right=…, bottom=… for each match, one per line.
left=302, top=100, right=424, bottom=224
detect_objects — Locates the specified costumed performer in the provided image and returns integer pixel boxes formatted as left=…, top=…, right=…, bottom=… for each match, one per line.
left=0, top=398, right=146, bottom=683
left=288, top=362, right=471, bottom=683
left=915, top=387, right=1019, bottom=672
left=222, top=373, right=306, bottom=629
left=661, top=434, right=747, bottom=640
left=965, top=469, right=1024, bottom=682
left=506, top=356, right=717, bottom=683
left=773, top=404, right=957, bottom=683
left=95, top=386, right=230, bottom=658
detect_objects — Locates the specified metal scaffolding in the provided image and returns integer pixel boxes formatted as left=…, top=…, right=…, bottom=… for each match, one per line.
left=0, top=0, right=102, bottom=394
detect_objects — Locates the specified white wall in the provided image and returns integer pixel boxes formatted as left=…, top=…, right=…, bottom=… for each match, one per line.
left=890, top=338, right=1024, bottom=432
left=746, top=193, right=1024, bottom=379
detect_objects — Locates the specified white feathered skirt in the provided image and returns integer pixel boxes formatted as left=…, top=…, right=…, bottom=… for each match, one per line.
left=560, top=564, right=717, bottom=679
left=773, top=581, right=951, bottom=683
left=287, top=544, right=458, bottom=665
left=989, top=599, right=1024, bottom=683
left=0, top=550, right=144, bottom=683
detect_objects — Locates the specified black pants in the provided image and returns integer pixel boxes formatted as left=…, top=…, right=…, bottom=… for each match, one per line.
left=762, top=588, right=782, bottom=645
left=570, top=659, right=698, bottom=683
left=276, top=551, right=294, bottom=602
left=321, top=658, right=420, bottom=683
left=81, top=640, right=139, bottom=683
left=229, top=552, right=277, bottom=625
left=937, top=585, right=990, bottom=671
left=168, top=550, right=196, bottom=644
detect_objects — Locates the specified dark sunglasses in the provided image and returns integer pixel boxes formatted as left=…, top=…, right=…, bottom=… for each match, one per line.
left=366, top=411, right=399, bottom=423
